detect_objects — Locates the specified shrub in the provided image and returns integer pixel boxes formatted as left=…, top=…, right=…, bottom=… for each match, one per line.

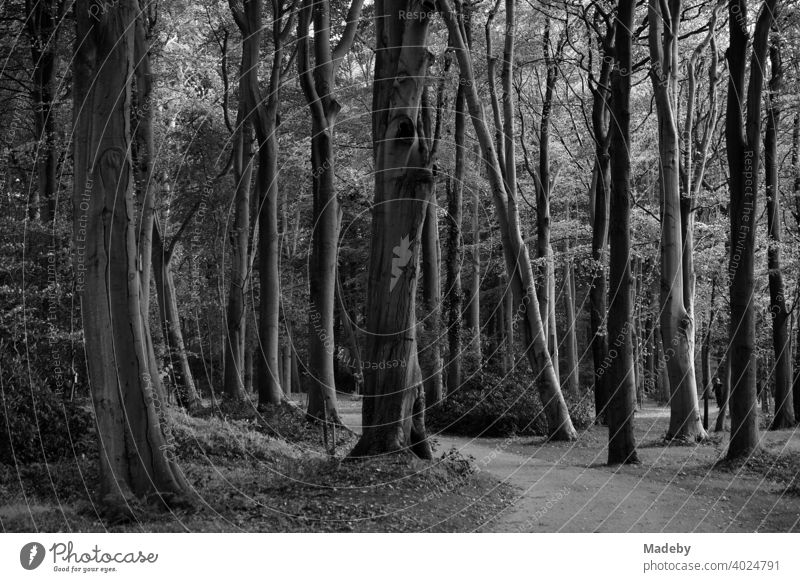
left=427, top=368, right=593, bottom=438
left=0, top=351, right=94, bottom=465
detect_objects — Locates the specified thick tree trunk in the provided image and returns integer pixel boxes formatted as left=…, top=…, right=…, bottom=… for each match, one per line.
left=73, top=0, right=188, bottom=514
left=725, top=0, right=776, bottom=458
left=446, top=86, right=466, bottom=394
left=649, top=0, right=706, bottom=441
left=350, top=0, right=437, bottom=457
left=439, top=0, right=576, bottom=440
left=606, top=0, right=639, bottom=464
left=765, top=34, right=794, bottom=429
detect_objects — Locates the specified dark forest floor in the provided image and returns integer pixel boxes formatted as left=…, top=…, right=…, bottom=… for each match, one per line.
left=0, top=396, right=513, bottom=532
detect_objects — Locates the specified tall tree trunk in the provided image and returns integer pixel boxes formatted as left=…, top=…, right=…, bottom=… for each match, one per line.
left=153, top=220, right=201, bottom=410
left=606, top=0, right=639, bottom=464
left=446, top=85, right=466, bottom=394
left=223, top=9, right=257, bottom=401
left=439, top=0, right=576, bottom=440
left=73, top=0, right=188, bottom=514
left=349, top=0, right=437, bottom=457
left=701, top=279, right=717, bottom=411
left=298, top=0, right=364, bottom=422
left=468, top=164, right=482, bottom=364
left=535, top=17, right=559, bottom=380
left=587, top=24, right=613, bottom=422
left=793, top=112, right=800, bottom=422
left=229, top=0, right=292, bottom=407
left=561, top=242, right=579, bottom=396
left=649, top=0, right=706, bottom=441
left=714, top=355, right=730, bottom=432
left=26, top=0, right=65, bottom=222
left=765, top=32, right=794, bottom=428
left=725, top=0, right=776, bottom=458
left=421, top=198, right=444, bottom=404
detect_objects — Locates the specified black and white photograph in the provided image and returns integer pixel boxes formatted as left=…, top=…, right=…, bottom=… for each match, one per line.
left=1, top=0, right=799, bottom=578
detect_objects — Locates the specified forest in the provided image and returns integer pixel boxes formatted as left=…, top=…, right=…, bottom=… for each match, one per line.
left=1, top=0, right=800, bottom=533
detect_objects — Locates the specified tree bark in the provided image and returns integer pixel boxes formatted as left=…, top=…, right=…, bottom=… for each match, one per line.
left=26, top=0, right=66, bottom=222
left=349, top=0, right=437, bottom=458
left=606, top=0, right=639, bottom=464
left=535, top=17, right=560, bottom=381
left=299, top=0, right=364, bottom=421
left=152, top=218, right=201, bottom=410
left=725, top=0, right=776, bottom=458
left=445, top=86, right=465, bottom=393
left=649, top=0, right=706, bottom=441
left=765, top=32, right=794, bottom=428
left=561, top=241, right=579, bottom=396
left=421, top=197, right=444, bottom=404
left=586, top=18, right=613, bottom=423
left=73, top=0, right=189, bottom=514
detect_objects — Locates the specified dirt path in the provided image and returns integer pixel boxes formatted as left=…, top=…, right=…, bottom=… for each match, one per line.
left=340, top=402, right=800, bottom=532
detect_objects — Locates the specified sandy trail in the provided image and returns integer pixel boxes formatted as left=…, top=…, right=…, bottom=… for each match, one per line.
left=340, top=402, right=800, bottom=532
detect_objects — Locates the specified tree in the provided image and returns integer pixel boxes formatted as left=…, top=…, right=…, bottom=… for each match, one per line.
left=648, top=0, right=706, bottom=441
left=298, top=0, right=364, bottom=422
left=349, top=0, right=437, bottom=457
left=764, top=24, right=794, bottom=429
left=25, top=0, right=68, bottom=222
left=73, top=0, right=189, bottom=515
left=439, top=0, right=577, bottom=440
left=725, top=0, right=777, bottom=458
left=606, top=0, right=639, bottom=464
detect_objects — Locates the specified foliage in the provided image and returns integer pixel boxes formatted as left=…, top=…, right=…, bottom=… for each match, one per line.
left=428, top=367, right=593, bottom=438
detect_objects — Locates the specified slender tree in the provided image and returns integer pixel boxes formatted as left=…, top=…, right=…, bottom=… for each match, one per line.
left=606, top=0, right=639, bottom=464
left=764, top=25, right=794, bottom=428
left=439, top=0, right=577, bottom=440
left=298, top=0, right=364, bottom=422
left=725, top=0, right=777, bottom=458
left=648, top=0, right=706, bottom=441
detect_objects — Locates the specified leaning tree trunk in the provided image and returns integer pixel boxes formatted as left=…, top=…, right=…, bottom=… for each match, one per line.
left=649, top=0, right=706, bottom=441
left=439, top=0, right=576, bottom=440
left=765, top=33, right=794, bottom=429
left=725, top=0, right=776, bottom=458
left=73, top=0, right=189, bottom=515
left=153, top=220, right=201, bottom=410
left=349, top=0, right=437, bottom=458
left=606, top=0, right=639, bottom=464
